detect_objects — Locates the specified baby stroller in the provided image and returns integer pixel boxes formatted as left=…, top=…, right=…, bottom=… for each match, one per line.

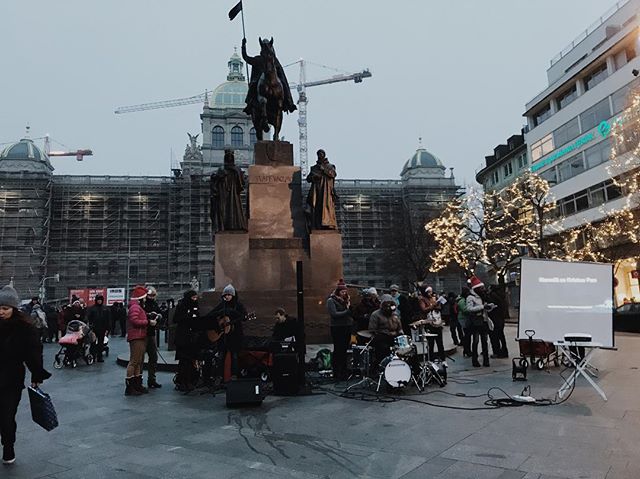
left=54, top=320, right=97, bottom=368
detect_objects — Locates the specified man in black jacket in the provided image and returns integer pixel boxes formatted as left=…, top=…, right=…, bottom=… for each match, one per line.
left=87, top=295, right=110, bottom=362
left=143, top=286, right=162, bottom=388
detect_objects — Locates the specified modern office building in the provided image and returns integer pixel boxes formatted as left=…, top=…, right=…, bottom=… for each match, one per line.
left=523, top=0, right=640, bottom=303
left=0, top=52, right=461, bottom=303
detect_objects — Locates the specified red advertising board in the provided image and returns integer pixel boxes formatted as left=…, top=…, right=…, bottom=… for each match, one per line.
left=69, top=288, right=108, bottom=306
left=69, top=289, right=89, bottom=304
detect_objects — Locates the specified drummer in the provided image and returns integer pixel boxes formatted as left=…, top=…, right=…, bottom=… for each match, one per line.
left=368, top=294, right=403, bottom=364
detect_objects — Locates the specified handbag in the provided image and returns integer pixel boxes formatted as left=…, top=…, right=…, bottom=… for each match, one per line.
left=28, top=386, right=59, bottom=432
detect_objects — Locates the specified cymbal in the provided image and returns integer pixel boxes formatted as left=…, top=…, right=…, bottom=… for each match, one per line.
left=356, top=329, right=376, bottom=339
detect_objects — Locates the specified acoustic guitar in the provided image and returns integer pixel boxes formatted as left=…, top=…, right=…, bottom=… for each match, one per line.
left=206, top=312, right=256, bottom=343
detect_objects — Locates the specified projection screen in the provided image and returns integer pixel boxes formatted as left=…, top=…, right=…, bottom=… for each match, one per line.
left=518, top=258, right=614, bottom=348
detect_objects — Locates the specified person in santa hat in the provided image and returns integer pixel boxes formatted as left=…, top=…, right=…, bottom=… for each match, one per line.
left=124, top=285, right=156, bottom=396
left=465, top=276, right=493, bottom=367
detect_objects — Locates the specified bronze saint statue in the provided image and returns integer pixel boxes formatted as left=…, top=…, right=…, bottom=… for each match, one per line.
left=242, top=37, right=296, bottom=141
left=210, top=150, right=248, bottom=232
left=305, top=149, right=338, bottom=230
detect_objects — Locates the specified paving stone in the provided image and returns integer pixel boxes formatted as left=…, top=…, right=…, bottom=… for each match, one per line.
left=7, top=328, right=640, bottom=479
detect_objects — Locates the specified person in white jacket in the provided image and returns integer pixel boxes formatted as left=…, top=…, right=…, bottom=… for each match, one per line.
left=465, top=277, right=493, bottom=368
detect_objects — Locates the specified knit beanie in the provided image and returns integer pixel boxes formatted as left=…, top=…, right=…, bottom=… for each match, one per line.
left=335, top=279, right=347, bottom=291
left=0, top=285, right=20, bottom=308
left=222, top=284, right=236, bottom=297
left=379, top=294, right=394, bottom=304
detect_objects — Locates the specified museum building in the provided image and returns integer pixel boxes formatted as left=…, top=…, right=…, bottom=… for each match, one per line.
left=0, top=53, right=461, bottom=303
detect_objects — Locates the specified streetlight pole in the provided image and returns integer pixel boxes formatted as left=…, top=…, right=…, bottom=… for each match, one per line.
left=39, top=273, right=60, bottom=304
left=125, top=229, right=132, bottom=302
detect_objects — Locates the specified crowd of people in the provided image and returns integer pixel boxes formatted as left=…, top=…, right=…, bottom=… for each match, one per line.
left=0, top=275, right=510, bottom=466
left=327, top=276, right=510, bottom=380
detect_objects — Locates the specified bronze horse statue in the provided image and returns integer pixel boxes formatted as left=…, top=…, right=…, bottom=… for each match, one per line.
left=242, top=37, right=296, bottom=141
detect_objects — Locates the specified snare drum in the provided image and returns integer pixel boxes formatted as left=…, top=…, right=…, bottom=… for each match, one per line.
left=379, top=355, right=412, bottom=388
left=394, top=335, right=413, bottom=356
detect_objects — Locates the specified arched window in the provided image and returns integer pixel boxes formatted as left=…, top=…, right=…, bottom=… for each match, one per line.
left=108, top=260, right=119, bottom=275
left=231, top=126, right=244, bottom=147
left=212, top=126, right=225, bottom=148
left=250, top=127, right=257, bottom=146
left=23, top=227, right=35, bottom=246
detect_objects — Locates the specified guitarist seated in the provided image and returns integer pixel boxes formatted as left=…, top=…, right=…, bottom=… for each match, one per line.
left=206, top=284, right=247, bottom=379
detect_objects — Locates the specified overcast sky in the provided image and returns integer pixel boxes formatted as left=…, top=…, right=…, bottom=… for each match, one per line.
left=0, top=1, right=615, bottom=184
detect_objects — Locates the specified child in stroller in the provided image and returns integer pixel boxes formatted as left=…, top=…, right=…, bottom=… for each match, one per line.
left=54, top=320, right=97, bottom=368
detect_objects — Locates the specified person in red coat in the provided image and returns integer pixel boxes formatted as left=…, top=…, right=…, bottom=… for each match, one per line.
left=125, top=285, right=156, bottom=396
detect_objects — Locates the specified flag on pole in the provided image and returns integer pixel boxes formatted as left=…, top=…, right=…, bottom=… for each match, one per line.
left=228, top=1, right=243, bottom=21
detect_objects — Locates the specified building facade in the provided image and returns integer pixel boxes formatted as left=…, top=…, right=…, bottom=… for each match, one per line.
left=523, top=0, right=640, bottom=304
left=0, top=52, right=462, bottom=303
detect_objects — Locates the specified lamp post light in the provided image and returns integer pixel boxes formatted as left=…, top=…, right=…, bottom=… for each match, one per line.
left=39, top=273, right=60, bottom=304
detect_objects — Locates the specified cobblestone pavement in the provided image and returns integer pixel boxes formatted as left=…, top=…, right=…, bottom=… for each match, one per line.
left=5, top=326, right=640, bottom=479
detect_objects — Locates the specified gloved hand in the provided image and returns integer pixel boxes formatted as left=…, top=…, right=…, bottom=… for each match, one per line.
left=149, top=319, right=158, bottom=327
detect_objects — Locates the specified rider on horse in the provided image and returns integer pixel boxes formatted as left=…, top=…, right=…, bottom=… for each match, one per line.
left=242, top=37, right=296, bottom=140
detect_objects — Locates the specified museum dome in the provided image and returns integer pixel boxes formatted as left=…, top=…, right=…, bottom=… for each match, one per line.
left=209, top=50, right=248, bottom=109
left=401, top=148, right=446, bottom=176
left=0, top=138, right=54, bottom=175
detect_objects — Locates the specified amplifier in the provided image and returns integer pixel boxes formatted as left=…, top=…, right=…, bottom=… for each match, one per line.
left=272, top=353, right=299, bottom=396
left=225, top=378, right=264, bottom=407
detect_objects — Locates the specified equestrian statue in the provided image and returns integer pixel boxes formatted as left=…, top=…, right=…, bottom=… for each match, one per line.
left=242, top=37, right=297, bottom=141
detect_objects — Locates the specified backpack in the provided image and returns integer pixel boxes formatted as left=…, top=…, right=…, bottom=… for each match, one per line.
left=315, top=348, right=332, bottom=370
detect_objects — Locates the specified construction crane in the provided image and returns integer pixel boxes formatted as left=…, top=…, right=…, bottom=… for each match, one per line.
left=289, top=59, right=371, bottom=173
left=114, top=60, right=371, bottom=173
left=44, top=135, right=93, bottom=161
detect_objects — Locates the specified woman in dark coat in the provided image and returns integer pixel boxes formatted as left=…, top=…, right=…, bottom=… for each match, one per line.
left=173, top=290, right=200, bottom=391
left=207, top=285, right=247, bottom=379
left=0, top=285, right=51, bottom=465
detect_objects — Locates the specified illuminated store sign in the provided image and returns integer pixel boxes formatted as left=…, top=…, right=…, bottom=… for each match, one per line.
left=530, top=119, right=616, bottom=173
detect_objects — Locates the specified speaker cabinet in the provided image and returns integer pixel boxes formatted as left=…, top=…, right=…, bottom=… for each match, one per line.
left=272, top=352, right=299, bottom=396
left=226, top=378, right=264, bottom=407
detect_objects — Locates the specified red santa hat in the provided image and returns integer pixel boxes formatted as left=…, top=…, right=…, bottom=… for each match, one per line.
left=469, top=276, right=485, bottom=290
left=131, top=285, right=148, bottom=300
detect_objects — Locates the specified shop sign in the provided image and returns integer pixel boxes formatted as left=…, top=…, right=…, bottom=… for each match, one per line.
left=530, top=117, right=620, bottom=173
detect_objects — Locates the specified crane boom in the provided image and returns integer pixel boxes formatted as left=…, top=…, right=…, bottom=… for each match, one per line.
left=114, top=93, right=207, bottom=114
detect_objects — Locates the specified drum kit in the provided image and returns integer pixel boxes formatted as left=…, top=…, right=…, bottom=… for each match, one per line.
left=346, top=324, right=447, bottom=393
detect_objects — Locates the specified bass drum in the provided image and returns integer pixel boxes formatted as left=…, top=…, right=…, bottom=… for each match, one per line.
left=379, top=355, right=412, bottom=388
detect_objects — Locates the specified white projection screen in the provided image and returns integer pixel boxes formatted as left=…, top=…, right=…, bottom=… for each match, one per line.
left=518, top=258, right=614, bottom=348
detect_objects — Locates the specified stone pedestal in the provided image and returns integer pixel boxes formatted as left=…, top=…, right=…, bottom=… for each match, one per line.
left=213, top=141, right=343, bottom=342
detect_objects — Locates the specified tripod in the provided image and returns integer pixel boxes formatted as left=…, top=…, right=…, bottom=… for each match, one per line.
left=346, top=336, right=378, bottom=391
left=415, top=329, right=446, bottom=388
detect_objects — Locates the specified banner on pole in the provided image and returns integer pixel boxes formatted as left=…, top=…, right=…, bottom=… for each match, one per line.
left=106, top=288, right=126, bottom=305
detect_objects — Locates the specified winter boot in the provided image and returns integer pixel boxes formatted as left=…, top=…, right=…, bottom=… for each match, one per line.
left=125, top=378, right=143, bottom=396
left=148, top=378, right=162, bottom=389
left=135, top=376, right=149, bottom=394
left=482, top=355, right=490, bottom=367
left=472, top=357, right=481, bottom=368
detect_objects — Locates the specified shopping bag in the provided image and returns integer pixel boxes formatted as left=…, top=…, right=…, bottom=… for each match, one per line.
left=28, top=386, right=59, bottom=431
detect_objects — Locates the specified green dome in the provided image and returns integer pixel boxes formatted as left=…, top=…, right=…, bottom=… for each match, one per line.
left=401, top=148, right=445, bottom=175
left=0, top=138, right=53, bottom=175
left=210, top=81, right=248, bottom=109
